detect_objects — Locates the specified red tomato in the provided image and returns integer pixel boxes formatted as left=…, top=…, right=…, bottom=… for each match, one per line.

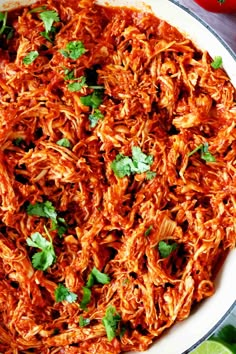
left=193, top=0, right=236, bottom=13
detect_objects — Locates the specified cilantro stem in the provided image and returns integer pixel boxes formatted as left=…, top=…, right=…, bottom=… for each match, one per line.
left=187, top=144, right=202, bottom=157
left=44, top=224, right=52, bottom=242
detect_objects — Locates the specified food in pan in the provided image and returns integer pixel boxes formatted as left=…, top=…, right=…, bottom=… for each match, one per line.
left=0, top=0, right=235, bottom=352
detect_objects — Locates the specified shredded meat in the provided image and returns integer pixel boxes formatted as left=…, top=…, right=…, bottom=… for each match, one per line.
left=0, top=0, right=235, bottom=353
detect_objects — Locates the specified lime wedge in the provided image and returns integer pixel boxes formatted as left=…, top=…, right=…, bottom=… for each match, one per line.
left=191, top=340, right=234, bottom=354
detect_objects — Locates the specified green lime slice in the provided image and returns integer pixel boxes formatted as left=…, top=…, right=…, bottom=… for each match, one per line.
left=191, top=340, right=234, bottom=354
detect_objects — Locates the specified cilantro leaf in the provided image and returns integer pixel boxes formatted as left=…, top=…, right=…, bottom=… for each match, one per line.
left=80, top=286, right=91, bottom=310
left=56, top=217, right=68, bottom=237
left=26, top=228, right=56, bottom=271
left=27, top=201, right=68, bottom=237
left=13, top=137, right=24, bottom=146
left=86, top=267, right=110, bottom=287
left=80, top=89, right=103, bottom=109
left=59, top=49, right=70, bottom=58
left=111, top=147, right=153, bottom=178
left=40, top=25, right=57, bottom=42
left=60, top=41, right=86, bottom=60
left=56, top=224, right=67, bottom=238
left=201, top=142, right=216, bottom=162
left=67, top=76, right=86, bottom=92
left=102, top=306, right=121, bottom=341
left=64, top=68, right=75, bottom=80
left=89, top=109, right=104, bottom=128
left=23, top=51, right=39, bottom=65
left=26, top=231, right=50, bottom=249
left=158, top=240, right=178, bottom=258
left=39, top=10, right=59, bottom=34
left=66, top=41, right=86, bottom=60
left=80, top=267, right=110, bottom=309
left=56, top=138, right=71, bottom=148
left=31, top=249, right=55, bottom=271
left=86, top=272, right=95, bottom=288
left=145, top=225, right=153, bottom=236
left=110, top=154, right=134, bottom=178
left=131, top=146, right=153, bottom=173
left=43, top=204, right=56, bottom=221
left=27, top=200, right=57, bottom=222
left=188, top=143, right=215, bottom=162
left=146, top=171, right=156, bottom=180
left=51, top=217, right=68, bottom=238
left=79, top=315, right=90, bottom=327
left=55, top=284, right=77, bottom=303
left=211, top=56, right=222, bottom=69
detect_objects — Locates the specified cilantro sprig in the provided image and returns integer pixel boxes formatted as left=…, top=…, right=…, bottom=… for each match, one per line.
left=188, top=142, right=216, bottom=162
left=64, top=68, right=75, bottom=80
left=89, top=109, right=104, bottom=128
left=60, top=41, right=86, bottom=60
left=40, top=10, right=59, bottom=33
left=86, top=267, right=110, bottom=287
left=80, top=286, right=92, bottom=310
left=132, top=146, right=153, bottom=172
left=80, top=89, right=104, bottom=109
left=23, top=51, right=39, bottom=65
left=63, top=69, right=87, bottom=91
left=55, top=284, right=77, bottom=303
left=56, top=138, right=71, bottom=148
left=158, top=240, right=178, bottom=258
left=68, top=76, right=86, bottom=92
left=63, top=67, right=104, bottom=108
left=111, top=146, right=154, bottom=178
left=39, top=10, right=60, bottom=42
left=63, top=70, right=101, bottom=93
left=27, top=200, right=57, bottom=221
left=211, top=56, right=223, bottom=69
left=102, top=306, right=121, bottom=341
left=26, top=226, right=56, bottom=271
left=27, top=200, right=68, bottom=237
left=80, top=267, right=110, bottom=310
left=51, top=217, right=68, bottom=238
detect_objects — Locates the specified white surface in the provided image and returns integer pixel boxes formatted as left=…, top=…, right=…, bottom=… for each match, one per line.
left=0, top=0, right=235, bottom=353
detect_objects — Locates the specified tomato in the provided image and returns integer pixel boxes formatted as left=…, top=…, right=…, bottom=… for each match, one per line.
left=193, top=0, right=236, bottom=13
